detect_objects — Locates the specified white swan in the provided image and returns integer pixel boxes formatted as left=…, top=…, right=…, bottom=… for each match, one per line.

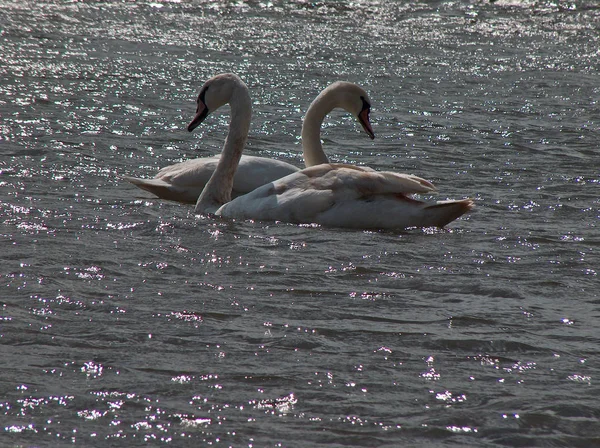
left=123, top=79, right=375, bottom=204
left=194, top=73, right=474, bottom=230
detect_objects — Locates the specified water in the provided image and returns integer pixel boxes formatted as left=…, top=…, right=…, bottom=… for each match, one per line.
left=1, top=0, right=599, bottom=446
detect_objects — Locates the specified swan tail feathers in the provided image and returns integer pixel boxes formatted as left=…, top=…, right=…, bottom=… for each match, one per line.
left=122, top=175, right=198, bottom=204
left=422, top=199, right=474, bottom=228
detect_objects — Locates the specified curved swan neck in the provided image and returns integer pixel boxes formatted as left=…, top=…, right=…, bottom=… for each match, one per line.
left=195, top=85, right=252, bottom=214
left=301, top=89, right=338, bottom=167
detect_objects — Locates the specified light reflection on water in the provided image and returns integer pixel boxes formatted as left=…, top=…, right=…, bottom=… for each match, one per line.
left=1, top=0, right=600, bottom=445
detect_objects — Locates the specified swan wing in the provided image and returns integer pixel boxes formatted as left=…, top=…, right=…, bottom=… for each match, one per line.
left=155, top=157, right=218, bottom=187
left=306, top=164, right=436, bottom=195
left=231, top=156, right=299, bottom=194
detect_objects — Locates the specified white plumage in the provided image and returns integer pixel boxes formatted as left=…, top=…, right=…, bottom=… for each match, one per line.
left=123, top=79, right=374, bottom=203
left=193, top=73, right=473, bottom=230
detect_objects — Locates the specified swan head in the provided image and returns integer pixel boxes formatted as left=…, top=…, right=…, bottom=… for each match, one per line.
left=187, top=73, right=248, bottom=132
left=313, top=81, right=375, bottom=140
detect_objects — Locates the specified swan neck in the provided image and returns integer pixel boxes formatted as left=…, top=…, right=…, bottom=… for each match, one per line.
left=195, top=89, right=252, bottom=214
left=301, top=92, right=336, bottom=167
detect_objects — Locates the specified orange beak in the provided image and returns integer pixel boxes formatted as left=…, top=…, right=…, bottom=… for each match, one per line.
left=187, top=102, right=209, bottom=132
left=358, top=108, right=375, bottom=139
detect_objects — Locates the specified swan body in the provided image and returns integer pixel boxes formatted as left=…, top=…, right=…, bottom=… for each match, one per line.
left=122, top=155, right=296, bottom=204
left=193, top=73, right=473, bottom=230
left=124, top=79, right=374, bottom=203
left=216, top=164, right=473, bottom=229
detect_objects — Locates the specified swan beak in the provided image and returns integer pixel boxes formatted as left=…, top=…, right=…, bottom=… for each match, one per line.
left=187, top=103, right=209, bottom=132
left=358, top=108, right=375, bottom=140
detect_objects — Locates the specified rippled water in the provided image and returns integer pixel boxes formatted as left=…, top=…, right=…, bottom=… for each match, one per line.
left=1, top=0, right=599, bottom=446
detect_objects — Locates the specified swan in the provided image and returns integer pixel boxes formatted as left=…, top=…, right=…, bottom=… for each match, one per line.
left=123, top=79, right=375, bottom=204
left=193, top=73, right=474, bottom=230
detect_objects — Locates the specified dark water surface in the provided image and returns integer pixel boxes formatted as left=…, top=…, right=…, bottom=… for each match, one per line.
left=1, top=0, right=599, bottom=446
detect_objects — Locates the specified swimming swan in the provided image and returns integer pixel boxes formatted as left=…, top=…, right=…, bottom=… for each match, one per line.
left=123, top=78, right=375, bottom=203
left=194, top=73, right=473, bottom=229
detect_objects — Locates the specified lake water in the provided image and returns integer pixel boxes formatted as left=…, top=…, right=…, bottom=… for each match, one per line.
left=1, top=0, right=599, bottom=446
